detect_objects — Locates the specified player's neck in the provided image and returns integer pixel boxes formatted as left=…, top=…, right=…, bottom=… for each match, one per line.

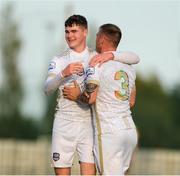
left=101, top=47, right=116, bottom=53
left=72, top=42, right=87, bottom=53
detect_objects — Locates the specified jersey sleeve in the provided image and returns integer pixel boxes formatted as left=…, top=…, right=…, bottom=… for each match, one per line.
left=44, top=56, right=65, bottom=95
left=112, top=51, right=140, bottom=64
left=85, top=65, right=100, bottom=86
left=47, top=56, right=62, bottom=76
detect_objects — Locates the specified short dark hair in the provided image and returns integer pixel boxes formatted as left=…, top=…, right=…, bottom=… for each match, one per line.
left=99, top=23, right=122, bottom=48
left=65, top=14, right=88, bottom=29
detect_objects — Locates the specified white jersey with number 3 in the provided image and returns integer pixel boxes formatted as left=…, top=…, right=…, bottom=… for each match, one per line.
left=86, top=60, right=137, bottom=175
left=86, top=60, right=136, bottom=133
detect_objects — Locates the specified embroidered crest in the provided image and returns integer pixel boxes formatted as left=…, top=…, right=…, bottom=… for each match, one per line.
left=53, top=152, right=60, bottom=161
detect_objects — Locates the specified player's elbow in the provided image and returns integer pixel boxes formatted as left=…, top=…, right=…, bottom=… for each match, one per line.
left=128, top=52, right=140, bottom=64
left=44, top=84, right=52, bottom=96
left=135, top=54, right=140, bottom=64
left=131, top=52, right=140, bottom=64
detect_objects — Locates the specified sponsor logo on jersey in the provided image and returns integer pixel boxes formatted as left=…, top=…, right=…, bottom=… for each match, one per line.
left=48, top=61, right=56, bottom=70
left=53, top=152, right=60, bottom=161
left=86, top=67, right=95, bottom=77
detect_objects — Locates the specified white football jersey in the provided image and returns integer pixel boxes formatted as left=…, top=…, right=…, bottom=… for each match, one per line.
left=86, top=60, right=136, bottom=133
left=47, top=47, right=96, bottom=121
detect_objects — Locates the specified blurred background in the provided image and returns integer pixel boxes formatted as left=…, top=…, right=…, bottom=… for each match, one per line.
left=0, top=0, right=180, bottom=175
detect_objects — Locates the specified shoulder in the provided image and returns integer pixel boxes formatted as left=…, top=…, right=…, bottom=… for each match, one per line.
left=56, top=49, right=70, bottom=59
left=88, top=48, right=97, bottom=57
left=47, top=49, right=70, bottom=71
left=50, top=49, right=70, bottom=63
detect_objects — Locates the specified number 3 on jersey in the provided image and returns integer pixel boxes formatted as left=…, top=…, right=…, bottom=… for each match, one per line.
left=114, top=70, right=129, bottom=101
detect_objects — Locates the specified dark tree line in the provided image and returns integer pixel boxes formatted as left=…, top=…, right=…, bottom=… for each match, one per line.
left=0, top=4, right=39, bottom=140
left=133, top=74, right=180, bottom=149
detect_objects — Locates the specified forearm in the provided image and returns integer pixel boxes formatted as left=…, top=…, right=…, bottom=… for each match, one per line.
left=113, top=51, right=140, bottom=64
left=44, top=73, right=65, bottom=96
left=76, top=83, right=98, bottom=104
left=77, top=91, right=89, bottom=104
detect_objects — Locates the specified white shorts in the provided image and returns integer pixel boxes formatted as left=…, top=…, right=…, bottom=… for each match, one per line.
left=51, top=117, right=94, bottom=168
left=94, top=128, right=137, bottom=175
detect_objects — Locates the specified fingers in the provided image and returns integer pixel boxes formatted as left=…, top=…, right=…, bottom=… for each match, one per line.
left=72, top=61, right=83, bottom=65
left=89, top=54, right=105, bottom=67
left=71, top=62, right=83, bottom=69
left=71, top=63, right=84, bottom=74
left=89, top=55, right=99, bottom=67
left=62, top=90, right=69, bottom=96
left=62, top=87, right=70, bottom=96
left=89, top=53, right=113, bottom=67
left=73, top=67, right=83, bottom=74
left=84, top=91, right=90, bottom=98
left=63, top=62, right=84, bottom=76
left=73, top=81, right=78, bottom=88
left=98, top=62, right=103, bottom=67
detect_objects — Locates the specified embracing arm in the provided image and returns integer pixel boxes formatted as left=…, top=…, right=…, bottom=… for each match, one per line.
left=78, top=83, right=99, bottom=104
left=113, top=51, right=140, bottom=64
left=89, top=51, right=140, bottom=67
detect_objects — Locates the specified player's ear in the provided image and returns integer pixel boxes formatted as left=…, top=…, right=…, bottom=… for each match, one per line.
left=84, top=28, right=88, bottom=37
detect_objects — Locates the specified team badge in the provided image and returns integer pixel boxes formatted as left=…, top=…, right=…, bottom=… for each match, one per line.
left=53, top=152, right=60, bottom=161
left=48, top=61, right=56, bottom=70
left=86, top=67, right=95, bottom=77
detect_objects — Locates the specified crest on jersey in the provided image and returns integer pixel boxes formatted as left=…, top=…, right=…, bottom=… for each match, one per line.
left=86, top=67, right=95, bottom=77
left=48, top=61, right=56, bottom=70
left=53, top=152, right=60, bottom=161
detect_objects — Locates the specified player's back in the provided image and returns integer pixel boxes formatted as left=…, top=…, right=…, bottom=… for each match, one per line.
left=95, top=60, right=136, bottom=120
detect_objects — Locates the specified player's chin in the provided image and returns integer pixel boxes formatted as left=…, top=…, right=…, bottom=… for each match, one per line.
left=68, top=42, right=77, bottom=49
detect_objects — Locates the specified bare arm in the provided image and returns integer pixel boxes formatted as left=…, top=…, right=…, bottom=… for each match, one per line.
left=65, top=83, right=99, bottom=104
left=129, top=85, right=136, bottom=108
left=86, top=83, right=99, bottom=104
left=62, top=81, right=81, bottom=101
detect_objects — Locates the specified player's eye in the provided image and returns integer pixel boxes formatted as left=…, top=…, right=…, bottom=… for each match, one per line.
left=65, top=30, right=69, bottom=34
left=72, top=30, right=77, bottom=33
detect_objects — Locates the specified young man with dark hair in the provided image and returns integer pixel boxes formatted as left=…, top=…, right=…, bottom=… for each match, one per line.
left=45, top=15, right=139, bottom=175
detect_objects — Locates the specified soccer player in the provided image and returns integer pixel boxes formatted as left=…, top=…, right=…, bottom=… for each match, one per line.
left=85, top=24, right=138, bottom=175
left=44, top=15, right=139, bottom=175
